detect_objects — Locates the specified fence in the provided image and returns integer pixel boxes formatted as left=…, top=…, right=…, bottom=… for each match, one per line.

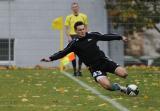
left=106, top=0, right=160, bottom=66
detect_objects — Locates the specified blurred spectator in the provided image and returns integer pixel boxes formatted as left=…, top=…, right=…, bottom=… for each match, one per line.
left=64, top=2, right=88, bottom=76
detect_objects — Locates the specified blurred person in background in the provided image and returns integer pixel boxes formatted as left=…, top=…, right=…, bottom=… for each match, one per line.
left=64, top=2, right=88, bottom=76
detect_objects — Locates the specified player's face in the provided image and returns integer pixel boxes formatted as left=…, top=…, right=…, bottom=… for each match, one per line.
left=75, top=25, right=86, bottom=38
left=71, top=4, right=79, bottom=14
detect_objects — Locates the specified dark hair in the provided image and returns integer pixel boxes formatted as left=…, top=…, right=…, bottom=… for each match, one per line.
left=74, top=21, right=84, bottom=30
left=71, top=2, right=79, bottom=7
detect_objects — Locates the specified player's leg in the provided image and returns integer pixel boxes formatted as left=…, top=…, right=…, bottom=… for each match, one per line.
left=72, top=59, right=77, bottom=76
left=70, top=35, right=77, bottom=76
left=89, top=68, right=124, bottom=91
left=101, top=60, right=128, bottom=93
left=97, top=75, right=128, bottom=93
left=103, top=59, right=128, bottom=79
left=113, top=66, right=128, bottom=93
left=114, top=66, right=128, bottom=78
left=96, top=76, right=121, bottom=91
left=77, top=58, right=83, bottom=76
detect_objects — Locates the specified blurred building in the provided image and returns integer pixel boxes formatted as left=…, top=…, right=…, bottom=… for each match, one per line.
left=0, top=0, right=124, bottom=67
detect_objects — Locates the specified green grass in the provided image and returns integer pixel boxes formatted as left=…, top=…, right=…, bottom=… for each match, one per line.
left=76, top=67, right=160, bottom=111
left=0, top=68, right=159, bottom=111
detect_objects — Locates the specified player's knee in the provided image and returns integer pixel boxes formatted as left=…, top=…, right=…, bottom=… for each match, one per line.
left=122, top=72, right=128, bottom=78
left=121, top=69, right=128, bottom=77
left=120, top=70, right=128, bottom=78
left=115, top=67, right=128, bottom=78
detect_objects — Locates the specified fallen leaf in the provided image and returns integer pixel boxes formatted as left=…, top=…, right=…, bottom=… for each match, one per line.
left=98, top=103, right=107, bottom=107
left=132, top=105, right=138, bottom=108
left=35, top=83, right=42, bottom=86
left=55, top=88, right=65, bottom=93
left=52, top=71, right=57, bottom=74
left=76, top=104, right=83, bottom=106
left=43, top=106, right=50, bottom=110
left=20, top=79, right=24, bottom=83
left=144, top=95, right=149, bottom=99
left=87, top=95, right=96, bottom=101
left=73, top=95, right=79, bottom=98
left=21, top=98, right=28, bottom=102
left=32, top=96, right=40, bottom=98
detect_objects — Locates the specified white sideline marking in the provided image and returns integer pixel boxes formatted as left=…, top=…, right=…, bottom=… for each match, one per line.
left=61, top=71, right=130, bottom=111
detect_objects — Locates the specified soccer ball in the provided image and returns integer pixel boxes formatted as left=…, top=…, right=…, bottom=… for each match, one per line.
left=126, top=84, right=139, bottom=96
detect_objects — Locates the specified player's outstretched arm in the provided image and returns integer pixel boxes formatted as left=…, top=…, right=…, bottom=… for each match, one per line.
left=92, top=32, right=125, bottom=41
left=41, top=40, right=75, bottom=62
left=100, top=34, right=128, bottom=42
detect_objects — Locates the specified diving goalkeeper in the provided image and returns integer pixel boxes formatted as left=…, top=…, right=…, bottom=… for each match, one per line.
left=41, top=21, right=128, bottom=94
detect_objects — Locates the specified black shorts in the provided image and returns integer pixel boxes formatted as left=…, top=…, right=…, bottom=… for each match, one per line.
left=89, top=58, right=120, bottom=82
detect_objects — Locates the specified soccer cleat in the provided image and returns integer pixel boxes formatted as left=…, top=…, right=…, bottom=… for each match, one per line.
left=76, top=71, right=82, bottom=76
left=114, top=83, right=127, bottom=94
left=73, top=72, right=77, bottom=76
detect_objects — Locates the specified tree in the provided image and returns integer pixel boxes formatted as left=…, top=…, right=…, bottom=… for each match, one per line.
left=105, top=0, right=160, bottom=34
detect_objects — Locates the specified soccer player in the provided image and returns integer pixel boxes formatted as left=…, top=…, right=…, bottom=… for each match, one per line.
left=41, top=21, right=128, bottom=93
left=64, top=2, right=88, bottom=76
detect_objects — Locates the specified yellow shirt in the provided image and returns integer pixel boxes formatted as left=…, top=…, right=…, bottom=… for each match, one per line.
left=65, top=13, right=88, bottom=35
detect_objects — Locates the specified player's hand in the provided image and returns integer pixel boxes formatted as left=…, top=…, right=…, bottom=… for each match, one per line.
left=122, top=36, right=128, bottom=42
left=41, top=58, right=51, bottom=62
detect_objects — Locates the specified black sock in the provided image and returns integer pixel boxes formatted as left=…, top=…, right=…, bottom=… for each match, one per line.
left=110, top=83, right=121, bottom=91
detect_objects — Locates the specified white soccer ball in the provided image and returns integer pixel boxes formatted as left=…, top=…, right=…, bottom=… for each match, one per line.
left=127, top=84, right=139, bottom=96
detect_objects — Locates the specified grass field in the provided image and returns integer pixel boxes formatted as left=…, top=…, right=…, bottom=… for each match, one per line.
left=0, top=67, right=159, bottom=111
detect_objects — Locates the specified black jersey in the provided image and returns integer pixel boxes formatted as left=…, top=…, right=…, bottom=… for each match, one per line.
left=49, top=32, right=122, bottom=67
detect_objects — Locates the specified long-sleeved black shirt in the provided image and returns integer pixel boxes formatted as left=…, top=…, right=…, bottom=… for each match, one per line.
left=50, top=32, right=123, bottom=67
